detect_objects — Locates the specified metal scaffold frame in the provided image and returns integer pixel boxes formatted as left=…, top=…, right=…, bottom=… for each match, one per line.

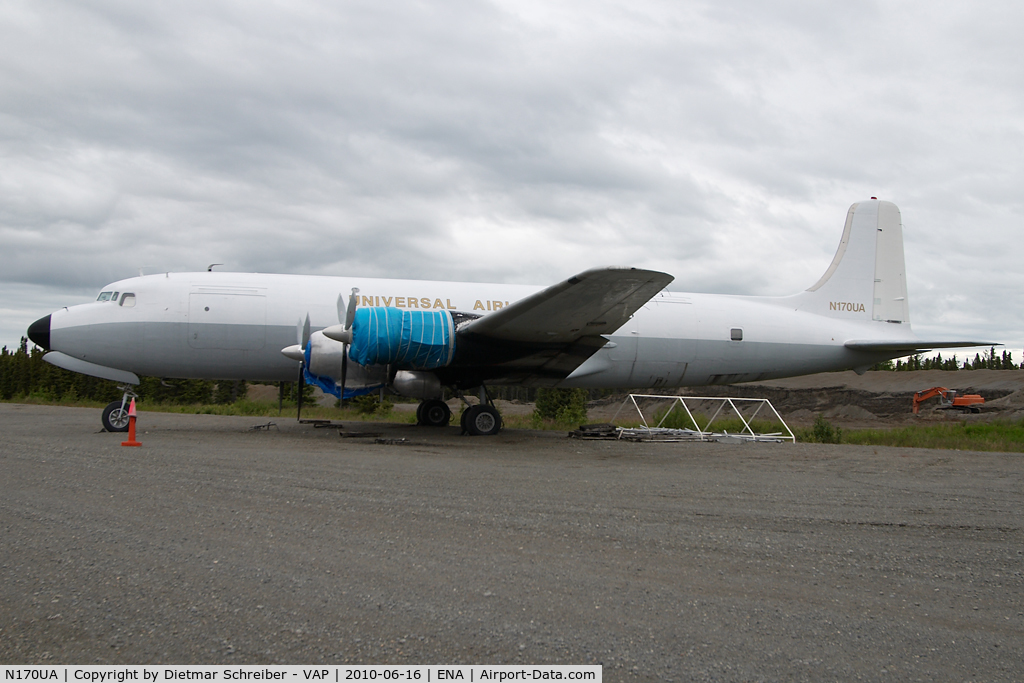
left=609, top=394, right=796, bottom=442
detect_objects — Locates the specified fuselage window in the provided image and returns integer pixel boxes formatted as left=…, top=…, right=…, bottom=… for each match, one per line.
left=97, top=291, right=113, bottom=301
left=120, top=293, right=136, bottom=307
left=730, top=328, right=743, bottom=341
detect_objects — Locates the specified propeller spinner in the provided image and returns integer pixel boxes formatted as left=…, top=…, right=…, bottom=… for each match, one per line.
left=280, top=313, right=311, bottom=362
left=322, top=288, right=359, bottom=344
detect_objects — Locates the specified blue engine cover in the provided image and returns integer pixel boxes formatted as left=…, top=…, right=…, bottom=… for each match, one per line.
left=348, top=307, right=455, bottom=369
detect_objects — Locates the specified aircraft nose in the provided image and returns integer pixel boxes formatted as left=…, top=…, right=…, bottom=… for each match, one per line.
left=27, top=314, right=51, bottom=350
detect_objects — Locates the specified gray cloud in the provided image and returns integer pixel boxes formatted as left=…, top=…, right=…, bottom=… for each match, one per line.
left=2, top=0, right=1022, bottom=358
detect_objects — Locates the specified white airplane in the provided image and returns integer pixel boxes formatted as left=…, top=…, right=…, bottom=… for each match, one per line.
left=27, top=199, right=991, bottom=435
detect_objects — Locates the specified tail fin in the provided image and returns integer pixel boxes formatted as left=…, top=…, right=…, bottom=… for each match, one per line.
left=793, top=200, right=910, bottom=324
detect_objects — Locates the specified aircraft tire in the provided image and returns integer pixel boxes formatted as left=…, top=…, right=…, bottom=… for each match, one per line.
left=102, top=401, right=131, bottom=432
left=464, top=405, right=502, bottom=436
left=419, top=399, right=451, bottom=427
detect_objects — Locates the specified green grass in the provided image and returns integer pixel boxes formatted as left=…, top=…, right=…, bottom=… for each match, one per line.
left=5, top=393, right=134, bottom=410
left=0, top=395, right=417, bottom=424
left=840, top=420, right=1024, bottom=452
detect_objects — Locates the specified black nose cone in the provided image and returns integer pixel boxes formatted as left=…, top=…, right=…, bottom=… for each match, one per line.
left=27, top=315, right=50, bottom=351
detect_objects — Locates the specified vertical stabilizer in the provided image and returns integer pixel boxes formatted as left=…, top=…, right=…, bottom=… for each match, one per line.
left=795, top=200, right=910, bottom=324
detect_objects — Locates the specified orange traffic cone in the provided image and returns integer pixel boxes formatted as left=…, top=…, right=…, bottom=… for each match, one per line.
left=121, top=398, right=142, bottom=447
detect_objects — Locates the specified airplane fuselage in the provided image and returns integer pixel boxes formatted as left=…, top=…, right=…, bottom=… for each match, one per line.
left=46, top=270, right=899, bottom=388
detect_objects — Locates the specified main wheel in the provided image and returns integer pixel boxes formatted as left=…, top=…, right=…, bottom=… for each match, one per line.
left=418, top=399, right=451, bottom=427
left=464, top=405, right=502, bottom=436
left=102, top=400, right=131, bottom=432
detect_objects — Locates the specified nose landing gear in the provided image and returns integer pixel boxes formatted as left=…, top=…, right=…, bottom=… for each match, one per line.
left=101, top=386, right=139, bottom=432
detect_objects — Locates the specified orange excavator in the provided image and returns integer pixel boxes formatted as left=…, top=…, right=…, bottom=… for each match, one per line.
left=912, top=387, right=985, bottom=415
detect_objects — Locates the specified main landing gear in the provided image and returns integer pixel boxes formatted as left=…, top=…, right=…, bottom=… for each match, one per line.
left=461, top=404, right=502, bottom=436
left=414, top=386, right=503, bottom=436
left=101, top=385, right=138, bottom=433
left=416, top=398, right=452, bottom=427
left=459, top=386, right=502, bottom=436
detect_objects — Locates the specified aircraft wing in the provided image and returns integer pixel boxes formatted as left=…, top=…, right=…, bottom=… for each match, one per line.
left=448, top=267, right=673, bottom=386
left=459, top=267, right=674, bottom=342
left=844, top=339, right=1000, bottom=353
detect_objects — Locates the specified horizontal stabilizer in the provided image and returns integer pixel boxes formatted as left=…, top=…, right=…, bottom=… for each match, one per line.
left=844, top=340, right=1000, bottom=353
left=43, top=351, right=141, bottom=385
left=460, top=266, right=674, bottom=343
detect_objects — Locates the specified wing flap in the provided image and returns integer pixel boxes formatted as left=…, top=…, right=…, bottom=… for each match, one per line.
left=460, top=267, right=673, bottom=343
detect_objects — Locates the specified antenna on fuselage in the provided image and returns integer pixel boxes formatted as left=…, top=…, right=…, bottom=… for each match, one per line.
left=207, top=263, right=223, bottom=272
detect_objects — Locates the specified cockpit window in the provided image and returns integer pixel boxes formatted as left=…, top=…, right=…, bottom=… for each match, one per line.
left=97, top=291, right=113, bottom=301
left=120, top=293, right=136, bottom=307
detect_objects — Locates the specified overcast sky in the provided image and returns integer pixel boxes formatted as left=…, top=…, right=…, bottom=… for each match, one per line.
left=2, top=0, right=1022, bottom=360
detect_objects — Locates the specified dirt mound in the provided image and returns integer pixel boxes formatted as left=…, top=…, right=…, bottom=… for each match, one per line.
left=643, top=370, right=1023, bottom=429
left=985, top=388, right=1024, bottom=409
left=823, top=404, right=878, bottom=420
left=749, top=369, right=1024, bottom=393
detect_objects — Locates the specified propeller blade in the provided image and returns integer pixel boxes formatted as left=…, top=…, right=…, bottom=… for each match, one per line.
left=345, top=288, right=359, bottom=329
left=337, top=288, right=360, bottom=407
left=297, top=361, right=305, bottom=419
left=301, top=313, right=311, bottom=349
left=339, top=354, right=348, bottom=408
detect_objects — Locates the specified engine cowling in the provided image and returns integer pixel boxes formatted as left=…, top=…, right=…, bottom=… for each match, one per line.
left=348, top=308, right=455, bottom=369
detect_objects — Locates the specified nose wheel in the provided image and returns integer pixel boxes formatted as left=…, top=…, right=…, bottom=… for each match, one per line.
left=101, top=386, right=138, bottom=432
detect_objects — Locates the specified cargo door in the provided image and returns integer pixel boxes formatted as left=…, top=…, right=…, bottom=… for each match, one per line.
left=187, top=288, right=267, bottom=350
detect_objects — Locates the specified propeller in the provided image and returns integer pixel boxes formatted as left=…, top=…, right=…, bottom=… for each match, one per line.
left=323, top=288, right=358, bottom=344
left=279, top=314, right=311, bottom=418
left=323, top=288, right=360, bottom=406
left=280, top=313, right=310, bottom=362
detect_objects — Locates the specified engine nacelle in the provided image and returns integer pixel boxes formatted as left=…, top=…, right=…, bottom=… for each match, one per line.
left=349, top=308, right=455, bottom=369
left=392, top=370, right=443, bottom=400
